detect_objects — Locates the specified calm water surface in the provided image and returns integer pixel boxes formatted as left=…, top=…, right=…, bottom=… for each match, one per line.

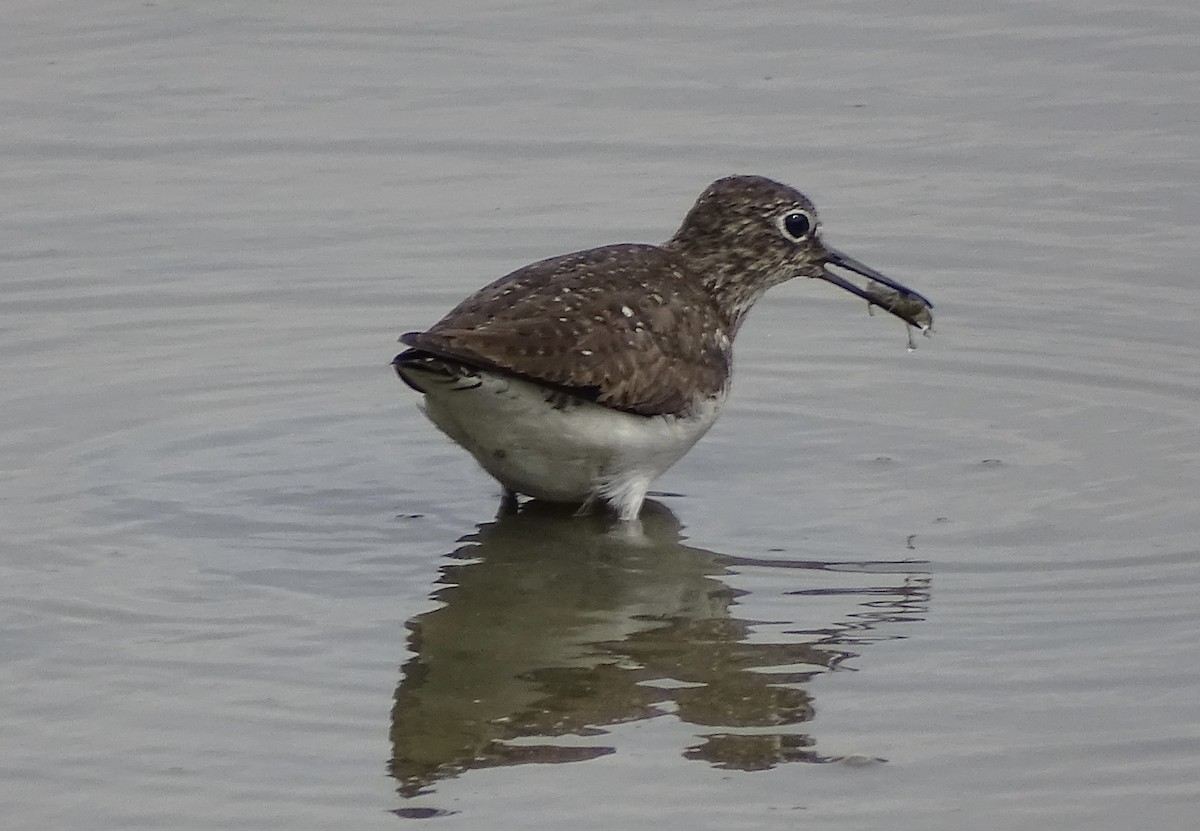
left=3, top=1, right=1199, bottom=829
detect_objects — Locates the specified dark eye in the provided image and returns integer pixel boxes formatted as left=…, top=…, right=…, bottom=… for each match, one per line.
left=780, top=211, right=812, bottom=241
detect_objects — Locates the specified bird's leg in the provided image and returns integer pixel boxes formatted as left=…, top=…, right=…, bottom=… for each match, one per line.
left=497, top=487, right=520, bottom=517
left=574, top=493, right=599, bottom=517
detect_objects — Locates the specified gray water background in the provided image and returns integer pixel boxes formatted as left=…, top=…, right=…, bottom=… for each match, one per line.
left=3, top=1, right=1199, bottom=828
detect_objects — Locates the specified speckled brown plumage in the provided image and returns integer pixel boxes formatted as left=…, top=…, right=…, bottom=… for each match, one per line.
left=392, top=175, right=934, bottom=518
left=396, top=174, right=933, bottom=418
left=400, top=244, right=733, bottom=416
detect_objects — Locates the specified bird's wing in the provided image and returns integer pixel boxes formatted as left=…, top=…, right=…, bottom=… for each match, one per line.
left=399, top=244, right=731, bottom=416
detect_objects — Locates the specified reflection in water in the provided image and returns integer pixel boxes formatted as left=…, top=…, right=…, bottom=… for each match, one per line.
left=389, top=501, right=929, bottom=800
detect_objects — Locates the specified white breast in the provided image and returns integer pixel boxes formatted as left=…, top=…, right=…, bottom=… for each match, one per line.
left=414, top=369, right=725, bottom=520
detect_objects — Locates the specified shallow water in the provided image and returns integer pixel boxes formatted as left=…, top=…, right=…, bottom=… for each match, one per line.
left=3, top=1, right=1199, bottom=828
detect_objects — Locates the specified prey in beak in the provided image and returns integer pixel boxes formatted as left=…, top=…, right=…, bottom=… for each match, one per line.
left=819, top=246, right=934, bottom=334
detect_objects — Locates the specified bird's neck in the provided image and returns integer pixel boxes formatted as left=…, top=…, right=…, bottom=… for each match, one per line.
left=663, top=237, right=773, bottom=338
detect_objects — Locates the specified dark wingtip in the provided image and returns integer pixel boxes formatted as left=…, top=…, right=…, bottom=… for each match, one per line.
left=392, top=349, right=430, bottom=391
left=394, top=333, right=433, bottom=392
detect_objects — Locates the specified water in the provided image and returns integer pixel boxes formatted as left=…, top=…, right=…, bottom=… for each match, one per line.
left=3, top=1, right=1199, bottom=828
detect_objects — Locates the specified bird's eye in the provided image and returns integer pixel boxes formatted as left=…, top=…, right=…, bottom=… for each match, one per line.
left=779, top=211, right=813, bottom=241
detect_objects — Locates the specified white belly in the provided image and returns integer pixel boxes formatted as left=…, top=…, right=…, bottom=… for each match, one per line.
left=414, top=370, right=724, bottom=518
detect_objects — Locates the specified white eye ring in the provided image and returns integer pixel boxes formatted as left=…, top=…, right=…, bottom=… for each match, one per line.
left=776, top=210, right=814, bottom=242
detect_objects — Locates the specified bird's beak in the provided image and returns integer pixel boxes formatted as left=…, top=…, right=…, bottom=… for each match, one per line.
left=817, top=245, right=934, bottom=331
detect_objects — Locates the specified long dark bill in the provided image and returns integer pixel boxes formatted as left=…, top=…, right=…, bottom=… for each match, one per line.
left=819, top=246, right=934, bottom=329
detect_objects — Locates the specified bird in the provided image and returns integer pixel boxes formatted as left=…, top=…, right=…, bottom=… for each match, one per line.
left=393, top=175, right=932, bottom=521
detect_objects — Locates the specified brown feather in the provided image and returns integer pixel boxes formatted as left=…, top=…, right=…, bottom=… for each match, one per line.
left=400, top=244, right=732, bottom=416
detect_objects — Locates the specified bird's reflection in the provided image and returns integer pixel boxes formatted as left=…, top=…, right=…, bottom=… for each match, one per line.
left=389, top=500, right=929, bottom=800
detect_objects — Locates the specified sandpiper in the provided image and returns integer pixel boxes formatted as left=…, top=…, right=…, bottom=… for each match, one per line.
left=394, top=175, right=932, bottom=520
